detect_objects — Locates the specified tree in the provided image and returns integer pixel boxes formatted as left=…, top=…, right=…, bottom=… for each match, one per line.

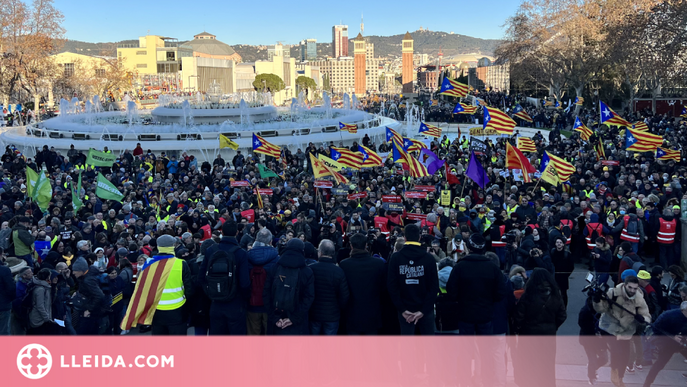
left=0, top=0, right=65, bottom=103
left=295, top=75, right=316, bottom=96
left=54, top=57, right=135, bottom=101
left=253, top=73, right=285, bottom=94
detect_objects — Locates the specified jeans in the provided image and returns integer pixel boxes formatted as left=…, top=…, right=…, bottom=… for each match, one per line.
left=457, top=320, right=493, bottom=335
left=641, top=335, right=655, bottom=364
left=310, top=321, right=339, bottom=335
left=630, top=242, right=638, bottom=253
left=642, top=338, right=682, bottom=387
left=18, top=254, right=34, bottom=269
left=77, top=315, right=100, bottom=335
left=0, top=310, right=10, bottom=335
left=209, top=303, right=246, bottom=335
left=397, top=311, right=435, bottom=335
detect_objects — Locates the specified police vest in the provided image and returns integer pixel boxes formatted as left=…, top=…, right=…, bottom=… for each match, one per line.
left=156, top=257, right=186, bottom=311
left=619, top=215, right=640, bottom=243
left=492, top=225, right=507, bottom=247
left=585, top=223, right=603, bottom=250
left=657, top=218, right=676, bottom=244
left=374, top=216, right=390, bottom=234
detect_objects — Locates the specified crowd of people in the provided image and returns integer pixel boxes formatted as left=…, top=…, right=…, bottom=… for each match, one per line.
left=0, top=93, right=686, bottom=386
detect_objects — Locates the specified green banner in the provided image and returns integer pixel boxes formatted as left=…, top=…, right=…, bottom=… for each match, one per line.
left=257, top=163, right=279, bottom=179
left=86, top=148, right=117, bottom=167
left=34, top=170, right=53, bottom=212
left=71, top=178, right=83, bottom=212
left=95, top=172, right=124, bottom=202
left=25, top=166, right=38, bottom=198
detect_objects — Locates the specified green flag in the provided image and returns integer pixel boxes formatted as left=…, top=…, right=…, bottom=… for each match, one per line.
left=86, top=148, right=117, bottom=167
left=257, top=163, right=279, bottom=179
left=95, top=172, right=124, bottom=202
left=33, top=170, right=53, bottom=212
left=71, top=181, right=83, bottom=212
left=25, top=166, right=38, bottom=198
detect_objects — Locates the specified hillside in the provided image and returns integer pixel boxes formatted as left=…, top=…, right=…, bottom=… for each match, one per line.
left=59, top=29, right=501, bottom=62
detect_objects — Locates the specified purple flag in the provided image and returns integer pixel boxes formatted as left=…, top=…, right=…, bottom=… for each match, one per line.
left=466, top=151, right=490, bottom=188
left=419, top=148, right=445, bottom=175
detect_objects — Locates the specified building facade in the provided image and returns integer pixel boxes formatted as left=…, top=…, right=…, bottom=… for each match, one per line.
left=181, top=57, right=235, bottom=93
left=353, top=33, right=366, bottom=95
left=117, top=35, right=193, bottom=76
left=184, top=32, right=242, bottom=63
left=311, top=57, right=354, bottom=94
left=299, top=39, right=317, bottom=62
left=402, top=32, right=414, bottom=94
left=332, top=25, right=349, bottom=58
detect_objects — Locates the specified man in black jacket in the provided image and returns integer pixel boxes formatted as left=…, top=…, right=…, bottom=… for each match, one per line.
left=387, top=224, right=439, bottom=335
left=446, top=233, right=507, bottom=335
left=0, top=248, right=15, bottom=335
left=71, top=257, right=105, bottom=335
left=340, top=233, right=386, bottom=335
left=308, top=239, right=349, bottom=335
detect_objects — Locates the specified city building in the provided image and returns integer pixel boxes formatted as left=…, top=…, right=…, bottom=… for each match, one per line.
left=332, top=25, right=349, bottom=58
left=255, top=44, right=297, bottom=105
left=353, top=33, right=366, bottom=95
left=235, top=63, right=257, bottom=92
left=117, top=35, right=193, bottom=92
left=402, top=32, right=413, bottom=94
left=268, top=43, right=290, bottom=61
left=183, top=32, right=242, bottom=63
left=468, top=60, right=510, bottom=92
left=180, top=57, right=235, bottom=93
left=311, top=57, right=354, bottom=94
left=417, top=68, right=439, bottom=91
left=299, top=39, right=317, bottom=62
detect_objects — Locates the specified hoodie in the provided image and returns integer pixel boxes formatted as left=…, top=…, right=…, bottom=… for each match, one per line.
left=246, top=244, right=280, bottom=313
left=29, top=277, right=52, bottom=328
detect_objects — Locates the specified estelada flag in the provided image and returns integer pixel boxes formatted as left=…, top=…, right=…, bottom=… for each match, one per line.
left=386, top=127, right=403, bottom=144
left=359, top=145, right=383, bottom=167
left=600, top=101, right=631, bottom=127
left=418, top=122, right=441, bottom=138
left=656, top=147, right=681, bottom=162
left=252, top=133, right=281, bottom=158
left=339, top=122, right=358, bottom=133
left=121, top=256, right=178, bottom=330
left=574, top=117, right=593, bottom=141
left=484, top=106, right=515, bottom=135
left=452, top=102, right=477, bottom=115
left=632, top=121, right=649, bottom=131
left=438, top=77, right=468, bottom=98
left=505, top=142, right=535, bottom=183
left=255, top=188, right=264, bottom=209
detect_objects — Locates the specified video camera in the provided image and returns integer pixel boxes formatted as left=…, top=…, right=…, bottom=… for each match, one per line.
left=581, top=272, right=609, bottom=298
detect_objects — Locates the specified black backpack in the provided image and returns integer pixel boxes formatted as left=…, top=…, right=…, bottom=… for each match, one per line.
left=205, top=246, right=239, bottom=302
left=16, top=283, right=37, bottom=329
left=589, top=224, right=603, bottom=242
left=271, top=265, right=300, bottom=313
left=626, top=215, right=639, bottom=236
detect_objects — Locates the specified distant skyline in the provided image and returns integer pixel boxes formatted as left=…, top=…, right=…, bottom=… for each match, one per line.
left=54, top=0, right=518, bottom=44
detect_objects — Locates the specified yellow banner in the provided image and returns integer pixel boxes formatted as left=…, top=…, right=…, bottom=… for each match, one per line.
left=468, top=127, right=499, bottom=136
left=540, top=162, right=560, bottom=186
left=219, top=135, right=239, bottom=150
left=318, top=154, right=345, bottom=172
left=440, top=190, right=451, bottom=206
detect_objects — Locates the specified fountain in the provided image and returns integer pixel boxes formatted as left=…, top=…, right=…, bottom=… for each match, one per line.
left=343, top=93, right=351, bottom=110
left=322, top=91, right=332, bottom=120
left=126, top=101, right=138, bottom=126
left=351, top=93, right=358, bottom=110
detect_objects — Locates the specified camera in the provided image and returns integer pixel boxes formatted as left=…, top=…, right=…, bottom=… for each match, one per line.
left=581, top=272, right=609, bottom=297
left=504, top=231, right=517, bottom=248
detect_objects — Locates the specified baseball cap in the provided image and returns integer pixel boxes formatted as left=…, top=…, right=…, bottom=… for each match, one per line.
left=637, top=270, right=651, bottom=280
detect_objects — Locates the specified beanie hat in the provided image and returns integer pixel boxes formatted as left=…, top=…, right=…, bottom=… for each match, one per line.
left=157, top=234, right=176, bottom=255
left=286, top=238, right=304, bottom=253
left=72, top=257, right=89, bottom=273
left=621, top=269, right=637, bottom=281
left=468, top=234, right=486, bottom=254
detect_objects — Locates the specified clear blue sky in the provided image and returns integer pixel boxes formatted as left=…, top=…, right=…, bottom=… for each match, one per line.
left=55, top=0, right=519, bottom=45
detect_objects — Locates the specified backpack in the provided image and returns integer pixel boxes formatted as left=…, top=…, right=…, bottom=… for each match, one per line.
left=249, top=265, right=267, bottom=307
left=16, top=283, right=37, bottom=329
left=205, top=246, right=239, bottom=302
left=626, top=215, right=639, bottom=236
left=271, top=265, right=300, bottom=313
left=559, top=220, right=572, bottom=240
left=589, top=224, right=603, bottom=243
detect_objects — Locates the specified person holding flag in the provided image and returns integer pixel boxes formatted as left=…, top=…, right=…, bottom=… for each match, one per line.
left=121, top=235, right=192, bottom=335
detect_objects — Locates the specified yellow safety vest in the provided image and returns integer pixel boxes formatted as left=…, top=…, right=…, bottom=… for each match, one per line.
left=506, top=204, right=518, bottom=217
left=582, top=190, right=593, bottom=198
left=156, top=258, right=186, bottom=311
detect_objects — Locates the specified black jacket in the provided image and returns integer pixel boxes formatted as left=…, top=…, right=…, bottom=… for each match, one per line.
left=0, top=263, right=14, bottom=311
left=339, top=251, right=386, bottom=333
left=513, top=282, right=567, bottom=335
left=309, top=257, right=350, bottom=323
left=387, top=243, right=439, bottom=315
left=263, top=246, right=314, bottom=335
left=77, top=265, right=106, bottom=315
left=445, top=254, right=507, bottom=324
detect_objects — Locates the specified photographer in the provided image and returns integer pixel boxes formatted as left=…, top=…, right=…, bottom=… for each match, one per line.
left=591, top=237, right=613, bottom=285
left=642, top=301, right=687, bottom=387
left=593, top=275, right=651, bottom=387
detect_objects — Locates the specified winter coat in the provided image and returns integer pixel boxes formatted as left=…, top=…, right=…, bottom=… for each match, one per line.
left=591, top=243, right=612, bottom=274
left=76, top=265, right=106, bottom=315
left=550, top=248, right=574, bottom=291
left=339, top=251, right=387, bottom=333
left=445, top=254, right=507, bottom=324
left=12, top=224, right=34, bottom=257
left=513, top=281, right=566, bottom=335
left=29, top=277, right=52, bottom=328
left=387, top=243, right=439, bottom=316
left=0, top=263, right=14, bottom=311
left=593, top=283, right=651, bottom=340
left=309, top=257, right=350, bottom=322
left=263, top=245, right=314, bottom=335
left=246, top=245, right=280, bottom=313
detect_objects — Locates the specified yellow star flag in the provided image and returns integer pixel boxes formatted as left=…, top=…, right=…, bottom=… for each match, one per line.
left=317, top=154, right=345, bottom=172
left=219, top=134, right=239, bottom=150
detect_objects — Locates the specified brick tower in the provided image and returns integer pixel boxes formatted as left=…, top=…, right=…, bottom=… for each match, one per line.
left=402, top=31, right=414, bottom=94
left=354, top=33, right=366, bottom=95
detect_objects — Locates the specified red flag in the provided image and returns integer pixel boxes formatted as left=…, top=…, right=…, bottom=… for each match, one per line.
left=445, top=164, right=459, bottom=185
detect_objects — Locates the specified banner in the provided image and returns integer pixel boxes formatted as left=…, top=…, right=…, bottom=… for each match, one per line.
left=406, top=213, right=427, bottom=221
left=257, top=189, right=273, bottom=196
left=468, top=127, right=499, bottom=136
left=313, top=180, right=333, bottom=188
left=86, top=149, right=117, bottom=167
left=347, top=192, right=368, bottom=201
left=382, top=195, right=402, bottom=203
left=601, top=160, right=620, bottom=166
left=384, top=203, right=405, bottom=213
left=318, top=154, right=345, bottom=172
left=241, top=209, right=255, bottom=223
left=95, top=173, right=124, bottom=202
left=331, top=188, right=348, bottom=196
left=469, top=137, right=489, bottom=155
left=405, top=191, right=427, bottom=199
left=414, top=185, right=436, bottom=192
left=230, top=180, right=251, bottom=187
left=440, top=190, right=451, bottom=206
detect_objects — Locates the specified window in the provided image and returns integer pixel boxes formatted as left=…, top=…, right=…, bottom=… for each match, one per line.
left=137, top=63, right=147, bottom=68
left=95, top=69, right=106, bottom=77
left=63, top=63, right=74, bottom=77
left=136, top=50, right=147, bottom=55
left=166, top=51, right=175, bottom=61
